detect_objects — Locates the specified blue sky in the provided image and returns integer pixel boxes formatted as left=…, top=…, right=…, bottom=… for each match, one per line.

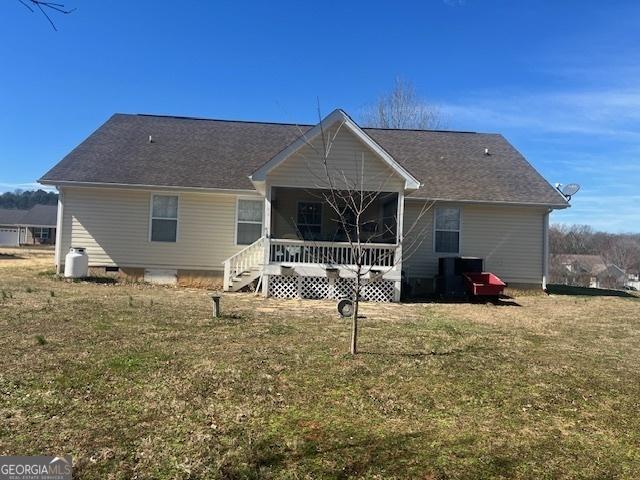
left=1, top=0, right=638, bottom=232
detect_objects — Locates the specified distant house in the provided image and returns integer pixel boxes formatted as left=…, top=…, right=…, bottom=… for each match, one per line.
left=0, top=205, right=57, bottom=247
left=39, top=110, right=569, bottom=300
left=626, top=272, right=640, bottom=291
left=553, top=254, right=626, bottom=289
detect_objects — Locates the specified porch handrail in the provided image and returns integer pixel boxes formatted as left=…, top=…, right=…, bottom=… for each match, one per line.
left=269, top=238, right=397, bottom=267
left=270, top=238, right=399, bottom=248
left=223, top=236, right=265, bottom=290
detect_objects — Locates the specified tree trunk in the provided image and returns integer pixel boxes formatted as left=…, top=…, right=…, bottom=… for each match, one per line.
left=350, top=298, right=359, bottom=355
left=350, top=276, right=360, bottom=355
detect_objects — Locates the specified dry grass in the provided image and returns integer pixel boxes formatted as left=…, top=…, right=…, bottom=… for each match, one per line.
left=1, top=247, right=640, bottom=479
left=0, top=245, right=54, bottom=267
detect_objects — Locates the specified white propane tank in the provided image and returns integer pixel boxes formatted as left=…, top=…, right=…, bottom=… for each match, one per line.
left=64, top=247, right=89, bottom=278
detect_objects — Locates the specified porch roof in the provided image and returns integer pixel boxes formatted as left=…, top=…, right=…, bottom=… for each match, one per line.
left=40, top=112, right=569, bottom=208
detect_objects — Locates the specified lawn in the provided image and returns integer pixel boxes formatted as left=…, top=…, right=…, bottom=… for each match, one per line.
left=1, top=248, right=640, bottom=479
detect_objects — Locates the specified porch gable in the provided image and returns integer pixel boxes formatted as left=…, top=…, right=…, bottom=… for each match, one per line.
left=249, top=109, right=420, bottom=193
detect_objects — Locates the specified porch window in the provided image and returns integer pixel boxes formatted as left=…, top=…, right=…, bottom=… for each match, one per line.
left=236, top=199, right=263, bottom=245
left=297, top=202, right=322, bottom=240
left=150, top=194, right=178, bottom=242
left=435, top=207, right=460, bottom=253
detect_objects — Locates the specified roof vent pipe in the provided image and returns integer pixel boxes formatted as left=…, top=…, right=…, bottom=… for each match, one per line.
left=148, top=135, right=153, bottom=143
left=484, top=148, right=490, bottom=155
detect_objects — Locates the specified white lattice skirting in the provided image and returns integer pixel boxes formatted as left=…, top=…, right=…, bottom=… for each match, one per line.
left=267, top=275, right=395, bottom=302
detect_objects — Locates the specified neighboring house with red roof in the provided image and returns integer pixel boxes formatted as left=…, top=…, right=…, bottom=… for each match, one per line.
left=40, top=109, right=569, bottom=300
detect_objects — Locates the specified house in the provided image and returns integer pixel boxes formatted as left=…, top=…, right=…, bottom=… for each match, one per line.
left=552, top=254, right=626, bottom=289
left=0, top=209, right=26, bottom=246
left=39, top=109, right=569, bottom=301
left=626, top=272, right=640, bottom=291
left=0, top=204, right=57, bottom=246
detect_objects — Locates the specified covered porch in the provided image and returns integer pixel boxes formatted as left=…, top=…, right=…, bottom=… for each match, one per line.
left=261, top=185, right=404, bottom=301
left=267, top=185, right=400, bottom=266
left=270, top=187, right=399, bottom=244
left=224, top=108, right=419, bottom=301
left=223, top=186, right=405, bottom=301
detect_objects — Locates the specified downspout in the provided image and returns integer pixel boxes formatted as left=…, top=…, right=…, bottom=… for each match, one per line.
left=54, top=187, right=64, bottom=274
left=542, top=208, right=551, bottom=291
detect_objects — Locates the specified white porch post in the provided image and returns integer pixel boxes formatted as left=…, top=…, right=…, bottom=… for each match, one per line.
left=542, top=209, right=550, bottom=290
left=393, top=190, right=405, bottom=302
left=223, top=260, right=231, bottom=291
left=261, top=184, right=272, bottom=297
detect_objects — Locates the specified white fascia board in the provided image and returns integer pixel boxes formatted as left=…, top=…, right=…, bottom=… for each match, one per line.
left=404, top=196, right=570, bottom=210
left=38, top=180, right=260, bottom=196
left=249, top=109, right=421, bottom=190
left=18, top=224, right=57, bottom=228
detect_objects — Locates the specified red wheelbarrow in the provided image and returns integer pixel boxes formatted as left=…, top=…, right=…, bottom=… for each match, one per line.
left=463, top=272, right=507, bottom=297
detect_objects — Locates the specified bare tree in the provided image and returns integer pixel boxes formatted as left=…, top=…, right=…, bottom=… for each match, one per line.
left=284, top=106, right=434, bottom=354
left=549, top=224, right=596, bottom=254
left=17, top=0, right=75, bottom=31
left=603, top=237, right=640, bottom=272
left=361, top=77, right=445, bottom=130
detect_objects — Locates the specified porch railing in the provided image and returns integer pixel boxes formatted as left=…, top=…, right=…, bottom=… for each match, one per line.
left=269, top=239, right=397, bottom=267
left=223, top=236, right=265, bottom=290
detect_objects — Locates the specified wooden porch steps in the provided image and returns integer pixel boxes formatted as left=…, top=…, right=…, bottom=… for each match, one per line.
left=222, top=236, right=266, bottom=292
left=229, top=268, right=262, bottom=292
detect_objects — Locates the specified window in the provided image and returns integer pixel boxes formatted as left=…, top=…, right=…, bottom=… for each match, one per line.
left=32, top=227, right=49, bottom=240
left=150, top=194, right=178, bottom=242
left=236, top=199, right=263, bottom=245
left=297, top=202, right=322, bottom=240
left=435, top=207, right=461, bottom=253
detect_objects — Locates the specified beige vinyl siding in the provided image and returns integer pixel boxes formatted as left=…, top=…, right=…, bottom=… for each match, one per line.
left=60, top=187, right=256, bottom=270
left=403, top=201, right=545, bottom=285
left=402, top=201, right=436, bottom=279
left=267, top=127, right=405, bottom=191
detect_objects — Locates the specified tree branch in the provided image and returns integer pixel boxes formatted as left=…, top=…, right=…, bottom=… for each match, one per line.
left=17, top=0, right=75, bottom=31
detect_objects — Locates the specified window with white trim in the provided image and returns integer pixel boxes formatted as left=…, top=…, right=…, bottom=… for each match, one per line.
left=297, top=202, right=322, bottom=240
left=150, top=195, right=178, bottom=242
left=32, top=227, right=49, bottom=240
left=435, top=207, right=460, bottom=253
left=236, top=199, right=263, bottom=245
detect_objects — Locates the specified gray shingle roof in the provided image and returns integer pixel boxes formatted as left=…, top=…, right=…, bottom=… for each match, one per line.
left=40, top=113, right=568, bottom=207
left=20, top=204, right=57, bottom=227
left=0, top=208, right=27, bottom=226
left=554, top=254, right=607, bottom=274
left=0, top=205, right=57, bottom=227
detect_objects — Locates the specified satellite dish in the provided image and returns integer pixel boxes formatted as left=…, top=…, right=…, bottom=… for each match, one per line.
left=562, top=183, right=580, bottom=197
left=556, top=183, right=580, bottom=200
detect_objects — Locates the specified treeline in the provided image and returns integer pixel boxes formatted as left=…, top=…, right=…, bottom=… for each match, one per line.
left=0, top=189, right=58, bottom=210
left=550, top=224, right=640, bottom=273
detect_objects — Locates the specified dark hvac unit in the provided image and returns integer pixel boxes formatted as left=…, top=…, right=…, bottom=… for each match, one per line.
left=438, top=257, right=457, bottom=277
left=455, top=257, right=483, bottom=275
left=436, top=257, right=484, bottom=299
